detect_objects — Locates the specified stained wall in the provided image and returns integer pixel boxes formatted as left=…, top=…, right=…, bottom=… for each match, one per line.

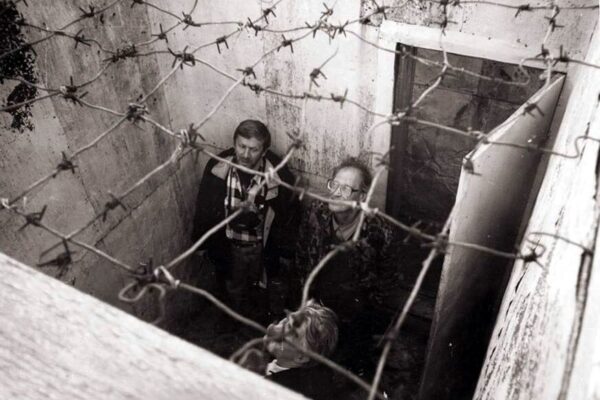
left=474, top=24, right=600, bottom=400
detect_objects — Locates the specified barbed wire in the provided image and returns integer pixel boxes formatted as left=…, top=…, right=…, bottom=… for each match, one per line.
left=3, top=1, right=598, bottom=157
left=0, top=0, right=126, bottom=62
left=2, top=0, right=599, bottom=398
left=369, top=205, right=454, bottom=400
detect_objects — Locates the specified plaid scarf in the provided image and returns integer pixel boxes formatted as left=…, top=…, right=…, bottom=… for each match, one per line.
left=224, top=159, right=267, bottom=242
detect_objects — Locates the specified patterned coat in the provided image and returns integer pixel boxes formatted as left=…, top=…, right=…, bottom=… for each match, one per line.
left=294, top=201, right=399, bottom=323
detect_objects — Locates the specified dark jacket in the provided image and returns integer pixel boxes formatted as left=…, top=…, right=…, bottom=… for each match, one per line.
left=294, top=201, right=399, bottom=323
left=191, top=148, right=298, bottom=275
left=293, top=201, right=401, bottom=374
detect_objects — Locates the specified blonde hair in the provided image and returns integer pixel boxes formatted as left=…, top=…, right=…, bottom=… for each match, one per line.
left=297, top=299, right=338, bottom=360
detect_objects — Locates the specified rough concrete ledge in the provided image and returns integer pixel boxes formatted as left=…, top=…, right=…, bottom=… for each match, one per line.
left=0, top=251, right=305, bottom=400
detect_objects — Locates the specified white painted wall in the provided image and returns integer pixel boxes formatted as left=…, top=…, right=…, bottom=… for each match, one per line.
left=146, top=0, right=598, bottom=210
left=146, top=0, right=389, bottom=206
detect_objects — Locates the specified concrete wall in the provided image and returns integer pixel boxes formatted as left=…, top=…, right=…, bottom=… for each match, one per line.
left=474, top=24, right=600, bottom=400
left=0, top=251, right=305, bottom=400
left=0, top=0, right=387, bottom=328
left=146, top=0, right=387, bottom=204
left=0, top=1, right=203, bottom=326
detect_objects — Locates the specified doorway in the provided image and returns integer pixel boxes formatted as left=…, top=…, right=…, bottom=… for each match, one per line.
left=385, top=44, right=562, bottom=399
left=386, top=44, right=548, bottom=311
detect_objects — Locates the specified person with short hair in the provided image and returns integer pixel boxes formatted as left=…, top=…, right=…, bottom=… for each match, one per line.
left=260, top=300, right=351, bottom=399
left=293, top=157, right=399, bottom=376
left=191, top=119, right=297, bottom=324
left=264, top=299, right=338, bottom=370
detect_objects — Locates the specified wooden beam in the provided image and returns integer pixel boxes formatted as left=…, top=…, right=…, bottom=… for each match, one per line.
left=0, top=252, right=305, bottom=400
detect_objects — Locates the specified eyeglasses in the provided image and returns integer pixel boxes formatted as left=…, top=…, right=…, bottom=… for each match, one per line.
left=327, top=179, right=362, bottom=197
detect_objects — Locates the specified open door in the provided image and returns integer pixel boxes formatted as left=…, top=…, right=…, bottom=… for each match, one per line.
left=419, top=76, right=565, bottom=400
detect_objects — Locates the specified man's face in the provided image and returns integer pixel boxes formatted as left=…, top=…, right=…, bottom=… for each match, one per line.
left=328, top=167, right=364, bottom=213
left=263, top=310, right=309, bottom=368
left=234, top=135, right=266, bottom=170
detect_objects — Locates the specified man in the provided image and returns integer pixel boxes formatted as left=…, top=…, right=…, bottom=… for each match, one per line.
left=263, top=300, right=338, bottom=374
left=294, top=157, right=399, bottom=376
left=238, top=300, right=351, bottom=400
left=191, top=120, right=297, bottom=323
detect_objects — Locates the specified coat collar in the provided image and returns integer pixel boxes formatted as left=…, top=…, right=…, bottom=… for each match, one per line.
left=210, top=155, right=281, bottom=191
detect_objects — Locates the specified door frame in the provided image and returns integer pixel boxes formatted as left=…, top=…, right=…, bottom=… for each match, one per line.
left=371, top=20, right=566, bottom=211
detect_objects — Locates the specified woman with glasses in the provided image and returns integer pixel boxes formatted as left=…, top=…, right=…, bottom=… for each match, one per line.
left=292, top=157, right=400, bottom=379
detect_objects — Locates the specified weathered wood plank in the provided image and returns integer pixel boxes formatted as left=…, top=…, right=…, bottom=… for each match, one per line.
left=0, top=252, right=305, bottom=400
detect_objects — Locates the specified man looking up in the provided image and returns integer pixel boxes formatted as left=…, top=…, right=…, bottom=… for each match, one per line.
left=191, top=120, right=297, bottom=324
left=237, top=300, right=350, bottom=400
